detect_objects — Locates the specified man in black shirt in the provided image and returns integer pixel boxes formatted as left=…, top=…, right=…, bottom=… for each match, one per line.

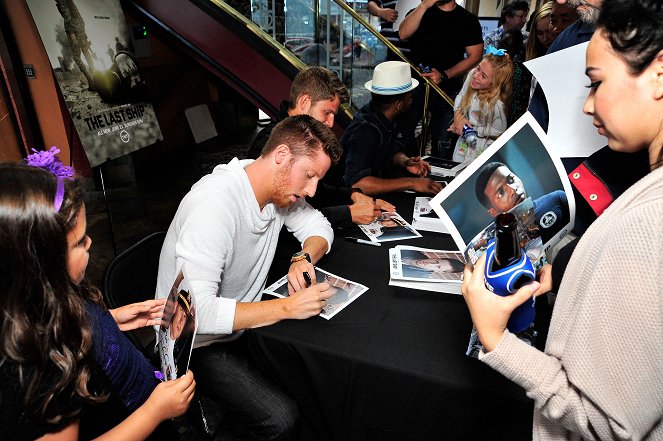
left=399, top=0, right=483, bottom=159
left=341, top=61, right=444, bottom=196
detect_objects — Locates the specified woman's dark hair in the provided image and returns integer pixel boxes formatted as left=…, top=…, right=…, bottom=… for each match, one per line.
left=0, top=163, right=104, bottom=422
left=597, top=0, right=663, bottom=75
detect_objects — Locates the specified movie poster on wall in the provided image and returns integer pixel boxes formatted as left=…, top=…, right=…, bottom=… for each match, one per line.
left=27, top=0, right=163, bottom=167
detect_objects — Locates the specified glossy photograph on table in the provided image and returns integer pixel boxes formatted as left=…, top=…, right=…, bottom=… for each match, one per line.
left=358, top=211, right=422, bottom=243
left=393, top=246, right=464, bottom=282
left=388, top=246, right=464, bottom=295
left=430, top=112, right=575, bottom=253
left=263, top=267, right=368, bottom=320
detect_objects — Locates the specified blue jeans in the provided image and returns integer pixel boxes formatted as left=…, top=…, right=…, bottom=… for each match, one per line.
left=402, top=84, right=458, bottom=159
left=189, top=337, right=298, bottom=441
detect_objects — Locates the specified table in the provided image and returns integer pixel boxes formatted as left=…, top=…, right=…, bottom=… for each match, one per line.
left=247, top=193, right=534, bottom=441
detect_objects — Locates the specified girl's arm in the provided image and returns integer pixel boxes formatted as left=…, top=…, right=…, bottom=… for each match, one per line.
left=110, top=299, right=166, bottom=331
left=36, top=372, right=196, bottom=441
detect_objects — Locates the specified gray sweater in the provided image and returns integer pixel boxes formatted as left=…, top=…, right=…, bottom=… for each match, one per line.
left=481, top=166, right=663, bottom=440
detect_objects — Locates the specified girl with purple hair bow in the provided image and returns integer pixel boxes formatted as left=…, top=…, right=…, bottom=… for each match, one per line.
left=0, top=154, right=196, bottom=440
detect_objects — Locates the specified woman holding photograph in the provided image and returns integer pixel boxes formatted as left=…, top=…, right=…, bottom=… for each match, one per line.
left=461, top=0, right=663, bottom=439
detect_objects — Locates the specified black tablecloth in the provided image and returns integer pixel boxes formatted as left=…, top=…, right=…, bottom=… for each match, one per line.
left=247, top=193, right=533, bottom=441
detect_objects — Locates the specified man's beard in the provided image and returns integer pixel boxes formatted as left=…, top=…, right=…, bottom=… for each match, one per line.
left=567, top=0, right=600, bottom=24
left=271, top=161, right=295, bottom=208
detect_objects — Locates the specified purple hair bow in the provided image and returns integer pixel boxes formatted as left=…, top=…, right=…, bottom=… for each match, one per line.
left=485, top=45, right=507, bottom=56
left=25, top=146, right=74, bottom=211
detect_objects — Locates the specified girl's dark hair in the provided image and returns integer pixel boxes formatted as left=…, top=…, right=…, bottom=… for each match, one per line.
left=0, top=163, right=104, bottom=422
left=597, top=0, right=663, bottom=75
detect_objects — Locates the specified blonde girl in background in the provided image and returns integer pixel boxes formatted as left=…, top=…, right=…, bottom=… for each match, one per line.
left=448, top=48, right=514, bottom=163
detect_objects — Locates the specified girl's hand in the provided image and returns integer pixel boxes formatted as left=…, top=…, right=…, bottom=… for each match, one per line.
left=461, top=255, right=540, bottom=352
left=448, top=114, right=471, bottom=136
left=110, top=298, right=166, bottom=331
left=144, top=370, right=196, bottom=421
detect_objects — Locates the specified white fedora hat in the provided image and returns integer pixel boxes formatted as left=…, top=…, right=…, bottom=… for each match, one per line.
left=364, top=61, right=419, bottom=95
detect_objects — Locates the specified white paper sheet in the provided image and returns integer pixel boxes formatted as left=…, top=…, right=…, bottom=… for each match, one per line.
left=524, top=42, right=607, bottom=157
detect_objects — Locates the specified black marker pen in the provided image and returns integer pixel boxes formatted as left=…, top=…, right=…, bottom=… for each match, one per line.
left=303, top=271, right=312, bottom=287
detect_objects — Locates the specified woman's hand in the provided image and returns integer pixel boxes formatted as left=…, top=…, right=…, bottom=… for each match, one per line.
left=533, top=264, right=553, bottom=297
left=461, top=255, right=540, bottom=352
left=110, top=299, right=166, bottom=331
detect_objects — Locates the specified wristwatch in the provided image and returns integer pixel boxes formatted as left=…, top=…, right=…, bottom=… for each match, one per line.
left=290, top=251, right=311, bottom=264
left=440, top=70, right=449, bottom=82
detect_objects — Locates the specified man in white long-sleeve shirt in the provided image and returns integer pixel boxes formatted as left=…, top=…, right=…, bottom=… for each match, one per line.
left=156, top=115, right=341, bottom=440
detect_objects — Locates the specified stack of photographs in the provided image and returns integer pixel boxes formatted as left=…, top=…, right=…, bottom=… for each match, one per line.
left=388, top=245, right=464, bottom=295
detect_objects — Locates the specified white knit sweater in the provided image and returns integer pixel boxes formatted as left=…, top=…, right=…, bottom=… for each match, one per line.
left=482, top=166, right=663, bottom=440
left=156, top=158, right=334, bottom=348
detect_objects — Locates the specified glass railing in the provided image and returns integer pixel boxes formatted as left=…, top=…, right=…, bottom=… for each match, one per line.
left=216, top=0, right=451, bottom=105
left=212, top=0, right=453, bottom=152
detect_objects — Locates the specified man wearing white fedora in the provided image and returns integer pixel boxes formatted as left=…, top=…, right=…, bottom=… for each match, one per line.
left=340, top=61, right=445, bottom=196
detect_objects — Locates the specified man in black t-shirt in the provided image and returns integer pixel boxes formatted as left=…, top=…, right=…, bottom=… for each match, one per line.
left=399, top=0, right=483, bottom=160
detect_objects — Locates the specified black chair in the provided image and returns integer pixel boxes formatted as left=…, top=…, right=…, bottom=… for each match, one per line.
left=103, top=231, right=166, bottom=358
left=103, top=231, right=223, bottom=440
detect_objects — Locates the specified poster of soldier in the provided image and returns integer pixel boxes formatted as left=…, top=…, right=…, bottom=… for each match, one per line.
left=27, top=0, right=163, bottom=166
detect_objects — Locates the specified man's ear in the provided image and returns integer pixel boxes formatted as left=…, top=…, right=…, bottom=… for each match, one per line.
left=488, top=208, right=498, bottom=217
left=273, top=144, right=291, bottom=165
left=651, top=49, right=663, bottom=100
left=296, top=94, right=312, bottom=114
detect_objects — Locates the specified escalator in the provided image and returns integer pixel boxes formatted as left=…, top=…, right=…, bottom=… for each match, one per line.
left=125, top=0, right=450, bottom=133
left=125, top=0, right=301, bottom=120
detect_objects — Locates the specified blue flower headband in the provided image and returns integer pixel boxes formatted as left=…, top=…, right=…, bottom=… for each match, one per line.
left=485, top=45, right=507, bottom=56
left=25, top=146, right=74, bottom=212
